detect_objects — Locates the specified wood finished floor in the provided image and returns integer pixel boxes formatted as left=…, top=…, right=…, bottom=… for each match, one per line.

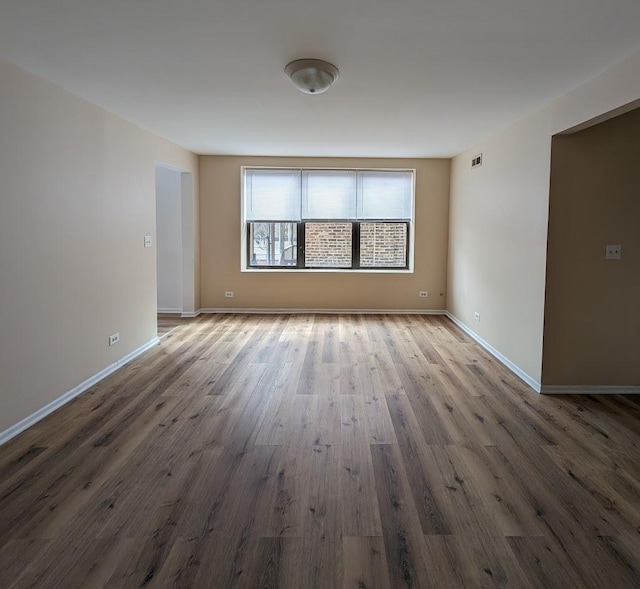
left=157, top=315, right=187, bottom=338
left=1, top=314, right=639, bottom=588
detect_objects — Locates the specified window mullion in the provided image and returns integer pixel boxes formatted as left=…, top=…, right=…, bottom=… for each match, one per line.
left=352, top=222, right=360, bottom=269
left=405, top=222, right=410, bottom=269
left=298, top=222, right=305, bottom=268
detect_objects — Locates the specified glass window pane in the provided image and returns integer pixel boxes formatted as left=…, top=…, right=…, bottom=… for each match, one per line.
left=304, top=222, right=352, bottom=268
left=360, top=222, right=407, bottom=267
left=357, top=170, right=413, bottom=220
left=245, top=169, right=301, bottom=221
left=249, top=222, right=297, bottom=266
left=302, top=170, right=357, bottom=220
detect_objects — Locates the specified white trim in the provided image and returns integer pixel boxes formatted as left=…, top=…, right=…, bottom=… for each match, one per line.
left=0, top=337, right=159, bottom=446
left=541, top=385, right=640, bottom=395
left=241, top=268, right=415, bottom=274
left=445, top=312, right=542, bottom=393
left=199, top=308, right=446, bottom=315
left=157, top=308, right=182, bottom=314
left=181, top=311, right=201, bottom=318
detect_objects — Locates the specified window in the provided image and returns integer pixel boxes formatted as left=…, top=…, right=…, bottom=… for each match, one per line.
left=243, top=167, right=414, bottom=270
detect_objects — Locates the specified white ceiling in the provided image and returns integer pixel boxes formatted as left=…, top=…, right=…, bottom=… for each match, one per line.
left=1, top=0, right=640, bottom=157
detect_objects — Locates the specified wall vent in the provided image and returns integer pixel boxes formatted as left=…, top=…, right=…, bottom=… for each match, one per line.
left=471, top=153, right=482, bottom=168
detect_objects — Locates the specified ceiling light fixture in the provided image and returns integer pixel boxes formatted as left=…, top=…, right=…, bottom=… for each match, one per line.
left=285, top=59, right=339, bottom=95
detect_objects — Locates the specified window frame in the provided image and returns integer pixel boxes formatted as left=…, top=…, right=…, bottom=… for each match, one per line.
left=241, top=167, right=416, bottom=273
left=246, top=221, right=300, bottom=268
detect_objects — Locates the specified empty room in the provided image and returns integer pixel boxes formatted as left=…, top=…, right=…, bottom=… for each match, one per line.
left=1, top=1, right=639, bottom=588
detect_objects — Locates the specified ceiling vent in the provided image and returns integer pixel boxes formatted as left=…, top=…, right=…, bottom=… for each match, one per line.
left=471, top=154, right=482, bottom=168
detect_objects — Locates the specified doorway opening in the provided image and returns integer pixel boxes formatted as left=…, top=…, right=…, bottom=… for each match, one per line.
left=154, top=163, right=196, bottom=335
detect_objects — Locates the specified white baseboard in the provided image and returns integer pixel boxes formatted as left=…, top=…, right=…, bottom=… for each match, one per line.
left=0, top=337, right=159, bottom=446
left=445, top=311, right=542, bottom=393
left=540, top=385, right=640, bottom=395
left=199, top=308, right=447, bottom=315
left=158, top=308, right=200, bottom=318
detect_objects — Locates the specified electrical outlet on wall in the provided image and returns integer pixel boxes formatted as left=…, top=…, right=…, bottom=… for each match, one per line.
left=419, top=291, right=428, bottom=298
left=225, top=291, right=234, bottom=298
left=605, top=244, right=622, bottom=260
left=109, top=332, right=120, bottom=346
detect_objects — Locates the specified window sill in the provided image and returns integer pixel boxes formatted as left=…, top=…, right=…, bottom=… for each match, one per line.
left=241, top=267, right=414, bottom=274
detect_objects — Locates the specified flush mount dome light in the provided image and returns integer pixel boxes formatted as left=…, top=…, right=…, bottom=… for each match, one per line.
left=285, top=58, right=339, bottom=94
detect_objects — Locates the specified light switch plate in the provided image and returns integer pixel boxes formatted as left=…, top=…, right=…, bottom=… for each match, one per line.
left=605, top=244, right=621, bottom=260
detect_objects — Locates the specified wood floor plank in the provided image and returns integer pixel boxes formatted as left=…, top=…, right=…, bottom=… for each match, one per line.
left=1, top=314, right=639, bottom=587
left=0, top=539, right=50, bottom=589
left=362, top=393, right=397, bottom=445
left=10, top=537, right=134, bottom=589
left=393, top=362, right=453, bottom=445
left=254, top=377, right=294, bottom=446
left=596, top=530, right=640, bottom=589
left=261, top=447, right=311, bottom=538
left=160, top=445, right=279, bottom=588
left=506, top=535, right=593, bottom=589
left=385, top=392, right=451, bottom=535
left=542, top=444, right=640, bottom=533
left=485, top=424, right=621, bottom=538
left=340, top=362, right=370, bottom=395
left=452, top=444, right=548, bottom=538
left=295, top=444, right=343, bottom=588
left=238, top=536, right=284, bottom=589
left=422, top=535, right=475, bottom=589
left=485, top=443, right=635, bottom=587
left=342, top=536, right=391, bottom=589
left=371, top=443, right=432, bottom=589
left=338, top=315, right=372, bottom=368
left=299, top=341, right=341, bottom=396
left=369, top=346, right=406, bottom=396
left=289, top=394, right=319, bottom=442
left=428, top=446, right=537, bottom=588
left=0, top=395, right=187, bottom=543
left=340, top=398, right=383, bottom=536
left=312, top=395, right=342, bottom=446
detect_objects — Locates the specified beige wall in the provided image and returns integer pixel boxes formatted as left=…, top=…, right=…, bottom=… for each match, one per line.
left=449, top=49, right=640, bottom=387
left=448, top=110, right=551, bottom=385
left=200, top=156, right=450, bottom=310
left=0, top=57, right=198, bottom=434
left=542, top=108, right=640, bottom=385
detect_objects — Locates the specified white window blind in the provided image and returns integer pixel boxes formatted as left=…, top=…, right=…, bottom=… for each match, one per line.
left=357, top=170, right=413, bottom=220
left=302, top=170, right=357, bottom=220
left=244, top=168, right=414, bottom=221
left=244, top=169, right=301, bottom=221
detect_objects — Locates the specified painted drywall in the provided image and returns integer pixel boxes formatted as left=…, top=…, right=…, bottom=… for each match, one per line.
left=448, top=110, right=551, bottom=385
left=155, top=166, right=183, bottom=312
left=448, top=50, right=640, bottom=386
left=542, top=108, right=640, bottom=385
left=0, top=57, right=198, bottom=434
left=199, top=156, right=450, bottom=310
left=181, top=171, right=200, bottom=316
